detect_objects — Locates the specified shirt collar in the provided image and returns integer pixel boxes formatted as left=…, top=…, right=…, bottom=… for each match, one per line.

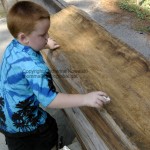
left=13, top=39, right=40, bottom=57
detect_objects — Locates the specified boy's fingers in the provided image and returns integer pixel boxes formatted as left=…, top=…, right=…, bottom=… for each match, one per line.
left=51, top=43, right=60, bottom=49
left=48, top=38, right=60, bottom=50
left=100, top=96, right=111, bottom=104
left=97, top=99, right=103, bottom=105
left=97, top=97, right=105, bottom=104
left=53, top=43, right=60, bottom=49
left=97, top=91, right=107, bottom=96
left=96, top=100, right=103, bottom=107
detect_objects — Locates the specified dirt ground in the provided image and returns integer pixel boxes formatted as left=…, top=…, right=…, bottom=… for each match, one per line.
left=95, top=0, right=150, bottom=35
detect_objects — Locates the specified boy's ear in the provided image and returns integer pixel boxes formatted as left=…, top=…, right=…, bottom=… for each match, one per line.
left=17, top=32, right=29, bottom=45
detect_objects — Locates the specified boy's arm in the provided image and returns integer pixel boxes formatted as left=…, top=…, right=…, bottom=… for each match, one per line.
left=47, top=91, right=110, bottom=108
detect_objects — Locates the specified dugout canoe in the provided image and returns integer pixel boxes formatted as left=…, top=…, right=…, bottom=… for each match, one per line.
left=41, top=5, right=150, bottom=150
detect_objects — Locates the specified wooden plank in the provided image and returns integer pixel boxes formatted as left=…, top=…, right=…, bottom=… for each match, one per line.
left=41, top=6, right=150, bottom=150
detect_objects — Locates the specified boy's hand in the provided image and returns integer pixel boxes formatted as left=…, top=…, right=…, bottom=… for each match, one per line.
left=47, top=37, right=60, bottom=50
left=83, top=91, right=111, bottom=108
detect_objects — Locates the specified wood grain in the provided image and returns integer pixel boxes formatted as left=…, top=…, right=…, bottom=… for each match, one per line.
left=42, top=6, right=150, bottom=150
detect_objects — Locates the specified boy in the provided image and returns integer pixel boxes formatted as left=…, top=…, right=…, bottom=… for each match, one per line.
left=0, top=1, right=110, bottom=150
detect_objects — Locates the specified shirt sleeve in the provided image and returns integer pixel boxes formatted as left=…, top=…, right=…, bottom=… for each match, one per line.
left=24, top=63, right=58, bottom=107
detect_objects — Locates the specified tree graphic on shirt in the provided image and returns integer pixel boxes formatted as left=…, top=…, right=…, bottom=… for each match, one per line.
left=0, top=97, right=7, bottom=129
left=12, top=98, right=42, bottom=132
left=45, top=71, right=56, bottom=92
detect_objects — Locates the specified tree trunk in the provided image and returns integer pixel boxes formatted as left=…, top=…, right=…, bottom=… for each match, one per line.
left=136, top=0, right=139, bottom=5
left=136, top=0, right=145, bottom=5
left=1, top=0, right=18, bottom=12
left=1, top=0, right=8, bottom=11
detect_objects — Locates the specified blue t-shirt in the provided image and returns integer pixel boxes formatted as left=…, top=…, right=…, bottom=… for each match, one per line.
left=0, top=39, right=58, bottom=136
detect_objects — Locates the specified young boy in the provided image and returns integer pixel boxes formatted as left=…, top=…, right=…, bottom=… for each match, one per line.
left=0, top=1, right=110, bottom=150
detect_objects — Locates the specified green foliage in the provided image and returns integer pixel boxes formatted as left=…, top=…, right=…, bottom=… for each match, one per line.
left=118, top=0, right=150, bottom=20
left=136, top=26, right=150, bottom=32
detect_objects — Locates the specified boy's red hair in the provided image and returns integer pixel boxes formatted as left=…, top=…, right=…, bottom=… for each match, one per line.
left=7, top=1, right=50, bottom=38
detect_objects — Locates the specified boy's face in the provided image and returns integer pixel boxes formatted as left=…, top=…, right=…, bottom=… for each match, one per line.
left=27, top=19, right=50, bottom=51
